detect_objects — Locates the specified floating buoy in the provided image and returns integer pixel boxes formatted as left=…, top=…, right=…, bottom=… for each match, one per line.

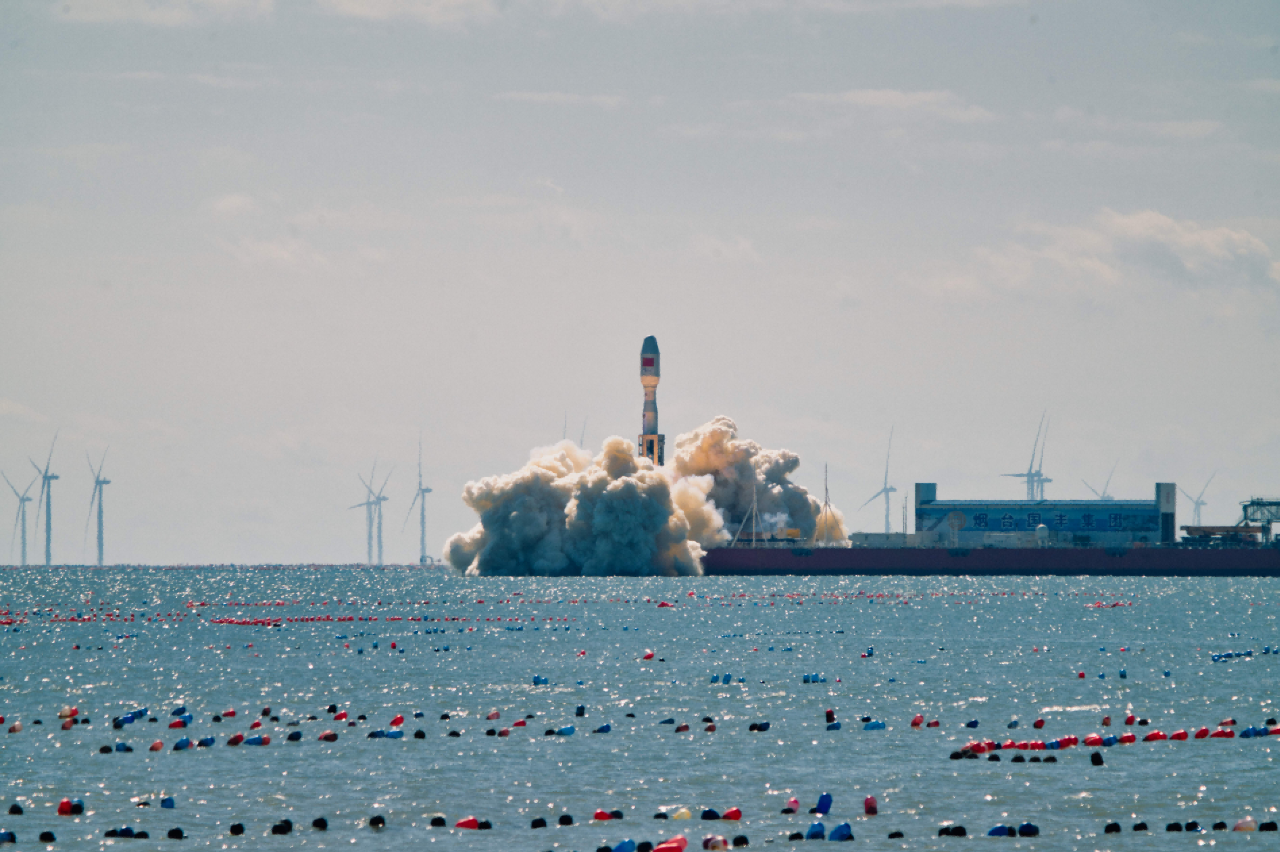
left=863, top=796, right=877, bottom=816
left=863, top=720, right=885, bottom=731
left=805, top=823, right=825, bottom=840
left=1234, top=817, right=1257, bottom=832
left=1194, top=727, right=1210, bottom=739
left=1033, top=718, right=1045, bottom=729
left=149, top=740, right=163, bottom=751
left=722, top=808, right=741, bottom=821
left=673, top=808, right=692, bottom=820
left=244, top=735, right=268, bottom=746
left=654, top=835, right=688, bottom=852
left=594, top=724, right=611, bottom=734
left=701, top=809, right=720, bottom=821
left=926, top=720, right=939, bottom=728
left=456, top=816, right=479, bottom=830
left=910, top=715, right=923, bottom=727
left=1143, top=730, right=1167, bottom=742
left=828, top=823, right=854, bottom=842
left=227, top=733, right=245, bottom=746
left=812, top=793, right=832, bottom=815
left=172, top=737, right=192, bottom=751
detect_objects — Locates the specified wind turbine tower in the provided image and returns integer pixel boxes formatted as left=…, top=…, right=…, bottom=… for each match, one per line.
left=373, top=469, right=391, bottom=567
left=860, top=424, right=901, bottom=532
left=1180, top=472, right=1216, bottom=527
left=30, top=435, right=59, bottom=567
left=85, top=451, right=110, bottom=566
left=3, top=472, right=36, bottom=567
left=405, top=437, right=433, bottom=565
left=352, top=462, right=379, bottom=565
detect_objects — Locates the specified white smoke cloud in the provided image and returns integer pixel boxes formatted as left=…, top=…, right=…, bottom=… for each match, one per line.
left=444, top=415, right=847, bottom=576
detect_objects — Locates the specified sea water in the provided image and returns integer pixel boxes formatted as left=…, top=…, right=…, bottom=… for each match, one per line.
left=1, top=568, right=1278, bottom=850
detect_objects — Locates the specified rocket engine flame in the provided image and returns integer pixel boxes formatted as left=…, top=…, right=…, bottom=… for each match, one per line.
left=444, top=416, right=846, bottom=576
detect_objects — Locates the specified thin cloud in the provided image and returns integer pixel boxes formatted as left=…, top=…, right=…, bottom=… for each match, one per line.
left=55, top=0, right=274, bottom=26
left=495, top=91, right=626, bottom=110
left=1246, top=79, right=1280, bottom=94
left=792, top=89, right=996, bottom=123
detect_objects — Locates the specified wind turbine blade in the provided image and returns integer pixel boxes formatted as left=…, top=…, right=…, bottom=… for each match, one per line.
left=1179, top=487, right=1197, bottom=503
left=1083, top=480, right=1102, bottom=499
left=358, top=473, right=374, bottom=496
left=84, top=484, right=98, bottom=548
left=1036, top=418, right=1049, bottom=474
left=87, top=452, right=97, bottom=480
left=43, top=432, right=58, bottom=473
left=8, top=504, right=18, bottom=559
left=1196, top=471, right=1216, bottom=502
left=860, top=489, right=887, bottom=510
left=1102, top=461, right=1117, bottom=496
left=349, top=501, right=372, bottom=510
left=377, top=467, right=393, bottom=498
left=1027, top=413, right=1044, bottom=474
left=402, top=491, right=420, bottom=531
left=883, top=426, right=894, bottom=488
left=1, top=471, right=19, bottom=499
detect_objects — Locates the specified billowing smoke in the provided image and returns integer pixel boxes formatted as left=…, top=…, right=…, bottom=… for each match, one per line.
left=445, top=416, right=846, bottom=576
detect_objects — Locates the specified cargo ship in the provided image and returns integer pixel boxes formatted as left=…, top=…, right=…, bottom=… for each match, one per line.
left=704, top=486, right=1280, bottom=577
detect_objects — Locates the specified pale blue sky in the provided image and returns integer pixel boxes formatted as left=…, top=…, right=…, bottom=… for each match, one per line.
left=2, top=0, right=1278, bottom=564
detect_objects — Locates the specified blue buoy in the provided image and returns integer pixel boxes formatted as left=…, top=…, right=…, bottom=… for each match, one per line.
left=1102, top=735, right=1118, bottom=746
left=556, top=726, right=575, bottom=736
left=1164, top=671, right=1171, bottom=677
left=1098, top=673, right=1106, bottom=679
left=815, top=793, right=833, bottom=814
left=385, top=730, right=404, bottom=739
left=1119, top=670, right=1127, bottom=679
left=161, top=797, right=175, bottom=809
left=826, top=722, right=841, bottom=731
left=659, top=718, right=675, bottom=725
left=863, top=720, right=885, bottom=731
left=244, top=735, right=266, bottom=746
left=805, top=823, right=825, bottom=840
left=170, top=707, right=186, bottom=717
left=197, top=737, right=215, bottom=747
left=965, top=720, right=979, bottom=728
left=172, top=738, right=191, bottom=751
left=987, top=826, right=1013, bottom=836
left=829, top=823, right=854, bottom=842
left=803, top=675, right=811, bottom=684
left=594, top=724, right=611, bottom=733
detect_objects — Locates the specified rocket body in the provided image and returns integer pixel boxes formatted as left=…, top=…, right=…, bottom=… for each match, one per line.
left=638, top=336, right=665, bottom=465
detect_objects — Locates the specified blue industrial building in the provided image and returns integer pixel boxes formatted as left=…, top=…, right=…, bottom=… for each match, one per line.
left=914, top=482, right=1177, bottom=547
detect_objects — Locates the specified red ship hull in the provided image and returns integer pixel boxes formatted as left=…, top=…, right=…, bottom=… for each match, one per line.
left=703, top=545, right=1280, bottom=577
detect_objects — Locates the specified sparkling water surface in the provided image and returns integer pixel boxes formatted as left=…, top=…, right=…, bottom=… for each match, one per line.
left=2, top=569, right=1278, bottom=851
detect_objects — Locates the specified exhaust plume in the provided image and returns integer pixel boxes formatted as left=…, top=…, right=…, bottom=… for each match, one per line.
left=445, top=416, right=846, bottom=576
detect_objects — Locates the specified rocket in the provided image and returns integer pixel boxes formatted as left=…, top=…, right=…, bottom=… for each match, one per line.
left=638, top=336, right=665, bottom=465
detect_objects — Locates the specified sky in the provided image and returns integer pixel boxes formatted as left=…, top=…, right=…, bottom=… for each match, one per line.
left=1, top=0, right=1278, bottom=566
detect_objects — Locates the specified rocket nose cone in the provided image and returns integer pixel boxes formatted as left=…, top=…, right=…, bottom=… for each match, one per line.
left=641, top=336, right=660, bottom=356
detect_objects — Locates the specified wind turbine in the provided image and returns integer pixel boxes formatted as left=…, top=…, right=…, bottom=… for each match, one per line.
left=84, top=450, right=110, bottom=566
left=1180, top=472, right=1216, bottom=527
left=1083, top=461, right=1118, bottom=501
left=860, top=428, right=897, bottom=534
left=352, top=462, right=378, bottom=565
left=3, top=471, right=36, bottom=566
left=1003, top=413, right=1051, bottom=500
left=372, top=468, right=391, bottom=566
left=30, top=433, right=59, bottom=566
left=403, top=436, right=433, bottom=565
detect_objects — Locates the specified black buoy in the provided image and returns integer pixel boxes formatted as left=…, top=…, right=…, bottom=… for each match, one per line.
left=1011, top=755, right=1026, bottom=763
left=732, top=835, right=749, bottom=847
left=987, top=754, right=1000, bottom=761
left=477, top=820, right=492, bottom=830
left=948, top=751, right=962, bottom=760
left=638, top=843, right=654, bottom=852
left=1091, top=752, right=1104, bottom=766
left=609, top=810, right=624, bottom=820
left=963, top=751, right=978, bottom=759
left=98, top=746, right=112, bottom=754
left=414, top=730, right=425, bottom=739
left=430, top=817, right=447, bottom=828
left=597, top=846, right=613, bottom=852
left=286, top=731, right=302, bottom=741
left=167, top=828, right=185, bottom=839
left=888, top=831, right=904, bottom=839
left=702, top=809, right=721, bottom=820
left=1044, top=755, right=1057, bottom=763
left=1185, top=821, right=1200, bottom=832
left=38, top=831, right=55, bottom=842
left=440, top=713, right=450, bottom=720
left=369, top=815, right=385, bottom=830
left=212, top=715, right=221, bottom=723
left=1029, top=756, right=1041, bottom=763
left=312, top=818, right=328, bottom=831
left=326, top=704, right=338, bottom=713
left=703, top=717, right=715, bottom=724
left=788, top=833, right=804, bottom=841
left=7, top=805, right=21, bottom=815
left=271, top=820, right=293, bottom=835
left=655, top=813, right=670, bottom=819
left=531, top=818, right=547, bottom=829
left=1133, top=822, right=1148, bottom=831
left=229, top=824, right=244, bottom=836
left=1104, top=822, right=1121, bottom=834
left=576, top=705, right=586, bottom=717
left=951, top=826, right=966, bottom=837
left=485, top=729, right=497, bottom=736
left=1166, top=823, right=1183, bottom=832
left=261, top=707, right=271, bottom=717
left=1212, top=822, right=1227, bottom=831
left=937, top=827, right=951, bottom=837
left=545, top=729, right=557, bottom=736
left=559, top=815, right=574, bottom=826
left=1261, top=822, right=1278, bottom=832
left=448, top=730, right=461, bottom=737
left=626, top=713, right=636, bottom=718
left=133, top=831, right=149, bottom=839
